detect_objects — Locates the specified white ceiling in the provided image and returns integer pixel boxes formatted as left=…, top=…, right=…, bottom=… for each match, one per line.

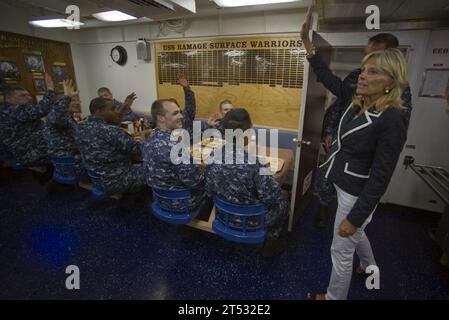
left=1, top=0, right=448, bottom=30
left=0, top=0, right=310, bottom=29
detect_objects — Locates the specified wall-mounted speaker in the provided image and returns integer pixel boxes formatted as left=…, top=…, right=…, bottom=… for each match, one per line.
left=137, top=38, right=151, bottom=61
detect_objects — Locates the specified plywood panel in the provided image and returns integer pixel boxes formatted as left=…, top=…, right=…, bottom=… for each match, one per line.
left=154, top=35, right=306, bottom=130
left=158, top=83, right=302, bottom=129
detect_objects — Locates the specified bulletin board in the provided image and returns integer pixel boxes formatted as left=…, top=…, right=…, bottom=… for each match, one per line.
left=154, top=34, right=306, bottom=130
left=0, top=31, right=76, bottom=101
left=418, top=68, right=449, bottom=98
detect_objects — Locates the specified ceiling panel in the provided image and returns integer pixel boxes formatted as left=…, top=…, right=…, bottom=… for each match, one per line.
left=317, top=0, right=449, bottom=31
left=390, top=0, right=449, bottom=21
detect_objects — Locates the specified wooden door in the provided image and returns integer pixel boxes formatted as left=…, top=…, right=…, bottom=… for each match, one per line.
left=288, top=32, right=332, bottom=231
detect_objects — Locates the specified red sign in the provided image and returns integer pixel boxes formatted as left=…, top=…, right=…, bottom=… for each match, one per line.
left=432, top=48, right=449, bottom=54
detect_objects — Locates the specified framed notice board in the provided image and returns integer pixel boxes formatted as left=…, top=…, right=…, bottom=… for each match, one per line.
left=419, top=68, right=449, bottom=98
left=154, top=34, right=306, bottom=130
left=0, top=31, right=76, bottom=101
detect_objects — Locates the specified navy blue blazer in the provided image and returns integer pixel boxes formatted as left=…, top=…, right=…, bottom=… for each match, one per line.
left=319, top=103, right=407, bottom=227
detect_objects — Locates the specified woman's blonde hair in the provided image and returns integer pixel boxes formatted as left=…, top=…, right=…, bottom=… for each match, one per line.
left=352, top=48, right=408, bottom=112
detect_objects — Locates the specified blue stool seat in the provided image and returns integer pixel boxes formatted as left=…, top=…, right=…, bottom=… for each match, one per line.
left=86, top=170, right=108, bottom=199
left=151, top=187, right=197, bottom=224
left=51, top=157, right=79, bottom=185
left=212, top=196, right=266, bottom=244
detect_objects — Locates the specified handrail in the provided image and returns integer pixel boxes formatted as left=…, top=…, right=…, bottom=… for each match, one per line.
left=404, top=156, right=449, bottom=206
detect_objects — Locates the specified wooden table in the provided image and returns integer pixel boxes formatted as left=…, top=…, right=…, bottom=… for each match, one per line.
left=267, top=147, right=294, bottom=186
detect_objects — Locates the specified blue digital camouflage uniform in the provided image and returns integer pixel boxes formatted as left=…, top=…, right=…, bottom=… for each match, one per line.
left=142, top=87, right=204, bottom=211
left=76, top=116, right=145, bottom=194
left=143, top=127, right=206, bottom=212
left=114, top=99, right=141, bottom=122
left=0, top=90, right=55, bottom=166
left=0, top=141, right=10, bottom=162
left=180, top=87, right=197, bottom=139
left=0, top=104, right=12, bottom=161
left=0, top=79, right=6, bottom=160
left=308, top=53, right=413, bottom=207
left=44, top=95, right=84, bottom=175
left=205, top=143, right=289, bottom=240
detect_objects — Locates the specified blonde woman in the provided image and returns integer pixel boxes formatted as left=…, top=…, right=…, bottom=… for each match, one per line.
left=305, top=47, right=409, bottom=299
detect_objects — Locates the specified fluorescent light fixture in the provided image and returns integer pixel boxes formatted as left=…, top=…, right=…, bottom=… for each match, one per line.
left=29, top=18, right=84, bottom=28
left=92, top=10, right=137, bottom=22
left=213, top=0, right=300, bottom=7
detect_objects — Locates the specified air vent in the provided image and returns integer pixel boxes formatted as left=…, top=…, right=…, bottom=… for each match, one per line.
left=127, top=0, right=173, bottom=10
left=96, top=0, right=179, bottom=20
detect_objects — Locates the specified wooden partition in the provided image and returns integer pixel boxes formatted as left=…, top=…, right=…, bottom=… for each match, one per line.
left=154, top=34, right=306, bottom=130
left=289, top=32, right=333, bottom=230
left=0, top=31, right=75, bottom=101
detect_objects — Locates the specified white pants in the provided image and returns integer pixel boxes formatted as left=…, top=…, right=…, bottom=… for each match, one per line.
left=325, top=184, right=377, bottom=300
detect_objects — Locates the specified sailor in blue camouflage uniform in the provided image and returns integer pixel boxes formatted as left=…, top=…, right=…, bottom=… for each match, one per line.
left=206, top=99, right=234, bottom=135
left=0, top=80, right=4, bottom=105
left=44, top=80, right=84, bottom=175
left=205, top=108, right=289, bottom=240
left=76, top=97, right=146, bottom=194
left=304, top=31, right=413, bottom=227
left=143, top=74, right=207, bottom=213
left=0, top=83, right=10, bottom=162
left=97, top=87, right=140, bottom=122
left=0, top=74, right=55, bottom=166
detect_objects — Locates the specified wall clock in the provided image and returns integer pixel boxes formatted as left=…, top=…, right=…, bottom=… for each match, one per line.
left=110, top=45, right=127, bottom=66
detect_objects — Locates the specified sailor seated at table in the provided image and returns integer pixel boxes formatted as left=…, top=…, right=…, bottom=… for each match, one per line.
left=75, top=97, right=146, bottom=195
left=206, top=99, right=234, bottom=134
left=142, top=94, right=211, bottom=217
left=97, top=87, right=140, bottom=122
left=205, top=108, right=288, bottom=240
left=0, top=74, right=55, bottom=167
left=44, top=80, right=84, bottom=176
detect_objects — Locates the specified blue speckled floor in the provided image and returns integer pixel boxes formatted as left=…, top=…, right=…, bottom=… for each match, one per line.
left=1, top=168, right=448, bottom=300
